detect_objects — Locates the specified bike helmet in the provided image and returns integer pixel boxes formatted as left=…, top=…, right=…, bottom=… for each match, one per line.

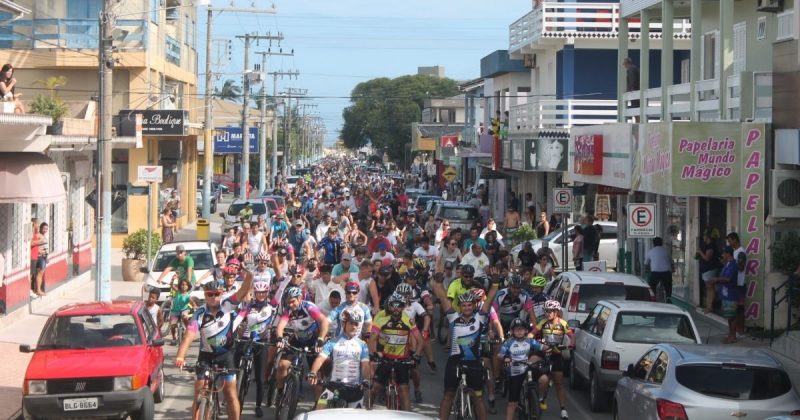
left=256, top=251, right=270, bottom=262
left=420, top=290, right=432, bottom=300
left=544, top=300, right=562, bottom=311
left=507, top=274, right=524, bottom=288
left=378, top=265, right=393, bottom=276
left=253, top=281, right=270, bottom=293
left=222, top=266, right=239, bottom=276
left=284, top=286, right=303, bottom=302
left=202, top=280, right=224, bottom=291
left=341, top=307, right=363, bottom=324
left=344, top=281, right=360, bottom=293
left=412, top=258, right=429, bottom=272
left=457, top=292, right=474, bottom=303
left=470, top=288, right=486, bottom=301
left=226, top=258, right=242, bottom=269
left=395, top=283, right=413, bottom=297
left=531, top=276, right=547, bottom=288
left=387, top=293, right=406, bottom=309
left=509, top=318, right=530, bottom=331
left=461, top=264, right=475, bottom=277
left=404, top=268, right=419, bottom=281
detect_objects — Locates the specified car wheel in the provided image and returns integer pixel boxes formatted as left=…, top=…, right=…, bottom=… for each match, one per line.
left=153, top=366, right=165, bottom=403
left=569, top=357, right=585, bottom=390
left=589, top=369, right=610, bottom=412
left=132, top=387, right=155, bottom=420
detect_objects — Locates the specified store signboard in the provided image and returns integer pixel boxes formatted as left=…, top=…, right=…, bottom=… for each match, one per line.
left=511, top=139, right=524, bottom=171
left=213, top=127, right=259, bottom=154
left=739, top=123, right=767, bottom=325
left=574, top=134, right=603, bottom=175
left=570, top=124, right=634, bottom=189
left=119, top=109, right=188, bottom=136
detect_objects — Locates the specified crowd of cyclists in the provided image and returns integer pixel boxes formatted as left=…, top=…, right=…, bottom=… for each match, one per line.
left=156, top=157, right=575, bottom=420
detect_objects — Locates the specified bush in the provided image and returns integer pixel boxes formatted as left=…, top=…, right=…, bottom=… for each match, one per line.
left=122, top=229, right=161, bottom=260
left=509, top=224, right=537, bottom=247
left=771, top=232, right=800, bottom=273
left=29, top=95, right=69, bottom=122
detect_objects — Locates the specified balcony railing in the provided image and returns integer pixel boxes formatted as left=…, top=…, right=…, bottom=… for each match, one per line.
left=777, top=9, right=795, bottom=41
left=509, top=98, right=618, bottom=132
left=0, top=19, right=147, bottom=50
left=509, top=2, right=691, bottom=52
left=165, top=35, right=181, bottom=66
left=623, top=72, right=773, bottom=122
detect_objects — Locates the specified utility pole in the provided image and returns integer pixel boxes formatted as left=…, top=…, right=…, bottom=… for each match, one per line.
left=96, top=0, right=115, bottom=301
left=268, top=70, right=298, bottom=185
left=299, top=103, right=317, bottom=166
left=255, top=49, right=293, bottom=190
left=282, top=87, right=307, bottom=175
left=202, top=5, right=276, bottom=216
left=236, top=32, right=283, bottom=198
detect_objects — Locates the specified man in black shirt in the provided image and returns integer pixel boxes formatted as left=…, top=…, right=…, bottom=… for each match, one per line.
left=623, top=57, right=640, bottom=122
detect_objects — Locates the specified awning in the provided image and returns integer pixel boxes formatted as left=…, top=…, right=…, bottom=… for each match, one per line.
left=0, top=153, right=66, bottom=203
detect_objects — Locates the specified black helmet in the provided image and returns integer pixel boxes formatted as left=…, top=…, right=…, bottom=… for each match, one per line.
left=509, top=318, right=530, bottom=331
left=202, top=280, right=224, bottom=291
left=461, top=265, right=475, bottom=277
left=507, top=274, right=524, bottom=287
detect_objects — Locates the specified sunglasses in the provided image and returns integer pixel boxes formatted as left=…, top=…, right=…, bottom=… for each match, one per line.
left=462, top=275, right=474, bottom=278
left=205, top=291, right=222, bottom=297
left=388, top=303, right=405, bottom=309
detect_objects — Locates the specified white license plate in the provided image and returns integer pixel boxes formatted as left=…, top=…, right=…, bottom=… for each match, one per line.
left=63, top=397, right=99, bottom=411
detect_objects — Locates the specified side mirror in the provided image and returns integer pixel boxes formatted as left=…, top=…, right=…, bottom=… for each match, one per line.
left=567, top=319, right=581, bottom=330
left=623, top=363, right=635, bottom=377
left=19, top=344, right=33, bottom=353
left=150, top=338, right=165, bottom=347
left=139, top=266, right=150, bottom=274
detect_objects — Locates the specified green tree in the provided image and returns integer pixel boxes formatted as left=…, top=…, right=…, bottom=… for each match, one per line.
left=214, top=79, right=242, bottom=102
left=340, top=74, right=459, bottom=165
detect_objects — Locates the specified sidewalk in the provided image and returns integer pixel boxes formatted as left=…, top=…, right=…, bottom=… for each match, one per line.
left=0, top=221, right=219, bottom=420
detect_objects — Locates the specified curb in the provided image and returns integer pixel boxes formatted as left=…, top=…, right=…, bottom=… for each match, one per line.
left=0, top=270, right=92, bottom=331
left=670, top=295, right=728, bottom=328
left=8, top=408, right=21, bottom=420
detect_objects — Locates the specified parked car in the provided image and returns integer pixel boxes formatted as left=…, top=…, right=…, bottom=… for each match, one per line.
left=544, top=271, right=654, bottom=324
left=510, top=221, right=619, bottom=270
left=261, top=195, right=286, bottom=216
left=614, top=344, right=800, bottom=420
left=570, top=300, right=702, bottom=411
left=140, top=240, right=219, bottom=303
left=432, top=201, right=479, bottom=232
left=213, top=174, right=252, bottom=197
left=413, top=194, right=443, bottom=212
left=285, top=176, right=301, bottom=190
left=195, top=189, right=218, bottom=216
left=220, top=198, right=270, bottom=234
left=419, top=197, right=445, bottom=225
left=20, top=301, right=165, bottom=419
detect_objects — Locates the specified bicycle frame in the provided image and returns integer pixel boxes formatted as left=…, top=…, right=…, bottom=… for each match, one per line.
left=377, top=358, right=414, bottom=410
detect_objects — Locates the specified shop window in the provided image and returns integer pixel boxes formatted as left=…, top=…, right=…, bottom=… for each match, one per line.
left=159, top=140, right=183, bottom=213
left=111, top=149, right=129, bottom=233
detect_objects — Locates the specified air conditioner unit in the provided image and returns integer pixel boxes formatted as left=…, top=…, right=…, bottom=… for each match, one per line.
left=756, top=0, right=784, bottom=13
left=771, top=169, right=800, bottom=218
left=523, top=54, right=536, bottom=69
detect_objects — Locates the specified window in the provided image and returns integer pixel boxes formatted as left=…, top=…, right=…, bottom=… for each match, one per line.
left=111, top=149, right=129, bottom=233
left=439, top=207, right=479, bottom=221
left=227, top=202, right=268, bottom=217
left=592, top=306, right=612, bottom=336
left=153, top=249, right=214, bottom=271
left=676, top=364, right=792, bottom=400
left=139, top=310, right=156, bottom=340
left=151, top=0, right=158, bottom=23
left=632, top=348, right=660, bottom=380
left=647, top=352, right=669, bottom=384
left=613, top=312, right=697, bottom=344
left=583, top=304, right=603, bottom=333
left=574, top=284, right=650, bottom=313
left=38, top=314, right=142, bottom=349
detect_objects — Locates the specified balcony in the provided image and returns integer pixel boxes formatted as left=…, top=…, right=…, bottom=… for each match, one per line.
left=623, top=72, right=773, bottom=122
left=509, top=2, right=691, bottom=53
left=0, top=19, right=147, bottom=50
left=509, top=98, right=618, bottom=132
left=165, top=35, right=181, bottom=66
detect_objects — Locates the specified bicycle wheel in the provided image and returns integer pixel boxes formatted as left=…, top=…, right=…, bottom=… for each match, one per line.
left=386, top=386, right=398, bottom=410
left=212, top=392, right=220, bottom=420
left=265, top=366, right=277, bottom=407
left=237, top=359, right=251, bottom=412
left=528, top=386, right=542, bottom=420
left=276, top=375, right=299, bottom=420
left=196, top=396, right=211, bottom=420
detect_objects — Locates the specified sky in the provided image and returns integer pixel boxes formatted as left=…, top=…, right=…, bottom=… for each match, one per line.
left=198, top=0, right=531, bottom=146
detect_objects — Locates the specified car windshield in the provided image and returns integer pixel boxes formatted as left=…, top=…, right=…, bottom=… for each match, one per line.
left=440, top=207, right=479, bottom=221
left=38, top=314, right=142, bottom=349
left=541, top=227, right=566, bottom=242
left=228, top=202, right=267, bottom=216
left=676, top=364, right=792, bottom=400
left=612, top=312, right=697, bottom=344
left=576, top=284, right=651, bottom=312
left=152, top=249, right=213, bottom=271
left=272, top=197, right=285, bottom=207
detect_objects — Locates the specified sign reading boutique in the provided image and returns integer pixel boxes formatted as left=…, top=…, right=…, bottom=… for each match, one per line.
left=118, top=110, right=188, bottom=136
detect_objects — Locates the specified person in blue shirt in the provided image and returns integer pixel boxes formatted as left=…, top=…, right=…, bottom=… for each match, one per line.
left=709, top=246, right=739, bottom=344
left=329, top=281, right=373, bottom=337
left=497, top=318, right=546, bottom=420
left=332, top=252, right=359, bottom=278
left=318, top=226, right=344, bottom=265
left=288, top=219, right=312, bottom=262
left=270, top=213, right=290, bottom=241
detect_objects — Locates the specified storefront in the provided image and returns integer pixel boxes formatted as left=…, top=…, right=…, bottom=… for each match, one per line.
left=502, top=134, right=568, bottom=220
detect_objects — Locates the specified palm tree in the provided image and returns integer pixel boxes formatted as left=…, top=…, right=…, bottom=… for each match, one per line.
left=214, top=79, right=242, bottom=102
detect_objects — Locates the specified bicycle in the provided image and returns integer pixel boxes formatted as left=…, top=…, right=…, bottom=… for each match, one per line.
left=315, top=380, right=372, bottom=409
left=451, top=363, right=484, bottom=420
left=509, top=361, right=543, bottom=420
left=274, top=339, right=315, bottom=420
left=375, top=357, right=415, bottom=410
left=234, top=337, right=267, bottom=413
left=184, top=364, right=239, bottom=420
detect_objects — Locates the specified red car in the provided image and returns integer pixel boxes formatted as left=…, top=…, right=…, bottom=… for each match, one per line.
left=214, top=173, right=253, bottom=197
left=20, top=301, right=165, bottom=419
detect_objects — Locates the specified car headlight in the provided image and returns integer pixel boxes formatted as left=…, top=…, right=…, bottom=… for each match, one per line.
left=113, top=376, right=132, bottom=391
left=26, top=380, right=47, bottom=395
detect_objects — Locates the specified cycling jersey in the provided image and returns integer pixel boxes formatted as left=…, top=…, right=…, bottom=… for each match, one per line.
left=253, top=268, right=275, bottom=284
left=499, top=337, right=544, bottom=376
left=529, top=292, right=551, bottom=321
left=403, top=301, right=427, bottom=328
left=244, top=300, right=277, bottom=338
left=445, top=308, right=490, bottom=361
left=188, top=292, right=243, bottom=354
left=279, top=300, right=325, bottom=345
left=446, top=278, right=472, bottom=310
left=328, top=301, right=372, bottom=337
left=492, top=288, right=533, bottom=323
left=319, top=335, right=370, bottom=384
left=371, top=311, right=417, bottom=360
left=535, top=318, right=570, bottom=347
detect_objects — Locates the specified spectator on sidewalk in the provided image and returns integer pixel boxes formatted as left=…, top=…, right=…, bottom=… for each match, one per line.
left=30, top=221, right=48, bottom=296
left=0, top=64, right=25, bottom=114
left=504, top=206, right=520, bottom=237
left=160, top=207, right=175, bottom=244
left=697, top=229, right=722, bottom=313
left=581, top=215, right=596, bottom=263
left=572, top=225, right=584, bottom=271
left=166, top=190, right=181, bottom=220
left=525, top=192, right=536, bottom=224
left=645, top=237, right=674, bottom=302
left=535, top=211, right=550, bottom=238
left=726, top=232, right=747, bottom=337
left=709, top=246, right=739, bottom=343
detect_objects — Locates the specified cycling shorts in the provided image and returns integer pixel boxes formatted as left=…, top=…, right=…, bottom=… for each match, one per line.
left=196, top=351, right=236, bottom=382
left=444, top=358, right=484, bottom=396
left=535, top=353, right=564, bottom=373
left=374, top=361, right=410, bottom=386
left=506, top=373, right=527, bottom=403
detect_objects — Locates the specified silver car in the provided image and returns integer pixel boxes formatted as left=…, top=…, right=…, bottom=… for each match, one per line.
left=614, top=344, right=800, bottom=420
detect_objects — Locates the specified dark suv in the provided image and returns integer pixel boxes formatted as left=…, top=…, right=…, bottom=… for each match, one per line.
left=433, top=201, right=480, bottom=232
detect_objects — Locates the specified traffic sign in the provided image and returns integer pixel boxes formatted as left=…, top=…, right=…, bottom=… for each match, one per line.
left=583, top=260, right=607, bottom=272
left=553, top=188, right=573, bottom=213
left=137, top=165, right=163, bottom=183
left=443, top=166, right=457, bottom=182
left=627, top=203, right=656, bottom=237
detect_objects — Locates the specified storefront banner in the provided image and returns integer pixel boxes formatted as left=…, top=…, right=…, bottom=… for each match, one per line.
left=571, top=124, right=634, bottom=189
left=534, top=138, right=567, bottom=171
left=213, top=127, right=259, bottom=154
left=574, top=134, right=603, bottom=175
left=511, top=139, right=524, bottom=171
left=441, top=135, right=458, bottom=148
left=671, top=122, right=741, bottom=196
left=632, top=122, right=672, bottom=195
left=119, top=109, right=188, bottom=136
left=739, top=123, right=767, bottom=325
left=524, top=139, right=537, bottom=171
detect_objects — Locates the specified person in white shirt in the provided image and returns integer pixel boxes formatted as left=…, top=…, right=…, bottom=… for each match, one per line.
left=309, top=264, right=344, bottom=307
left=371, top=244, right=395, bottom=267
left=460, top=242, right=491, bottom=279
left=344, top=194, right=357, bottom=213
left=479, top=218, right=504, bottom=246
left=644, top=237, right=674, bottom=302
left=317, top=288, right=344, bottom=316
left=315, top=214, right=333, bottom=242
left=247, top=223, right=267, bottom=256
left=412, top=237, right=438, bottom=269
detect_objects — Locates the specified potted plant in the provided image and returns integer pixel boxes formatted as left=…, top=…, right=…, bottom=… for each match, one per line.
left=509, top=223, right=537, bottom=248
left=121, top=229, right=161, bottom=282
left=28, top=76, right=69, bottom=134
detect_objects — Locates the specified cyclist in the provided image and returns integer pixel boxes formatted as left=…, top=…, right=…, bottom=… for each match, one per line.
left=369, top=293, right=423, bottom=411
left=274, top=286, right=330, bottom=400
left=395, top=282, right=429, bottom=403
left=328, top=281, right=372, bottom=338
left=308, top=308, right=371, bottom=409
left=221, top=265, right=241, bottom=293
left=533, top=300, right=574, bottom=419
left=156, top=244, right=195, bottom=286
left=431, top=267, right=501, bottom=420
left=446, top=264, right=476, bottom=311
left=168, top=279, right=194, bottom=345
left=175, top=265, right=254, bottom=420
left=529, top=276, right=551, bottom=325
left=493, top=274, right=535, bottom=332
left=241, top=280, right=277, bottom=417
left=498, top=318, right=547, bottom=420
left=252, top=252, right=275, bottom=284
left=471, top=287, right=504, bottom=413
